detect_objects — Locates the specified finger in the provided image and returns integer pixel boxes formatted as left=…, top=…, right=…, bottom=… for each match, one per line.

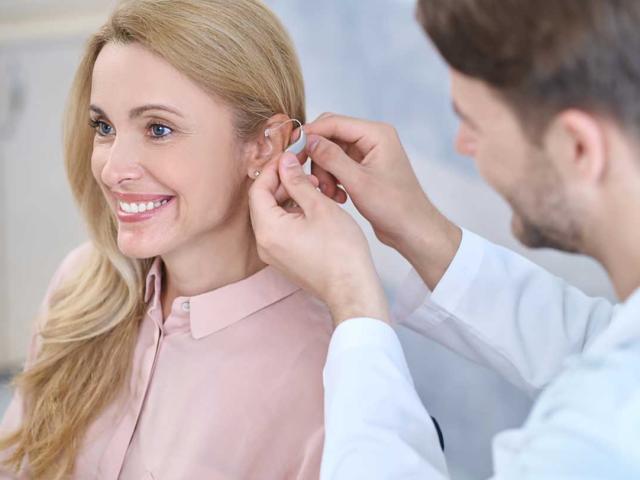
left=279, top=152, right=328, bottom=214
left=311, top=161, right=338, bottom=199
left=274, top=174, right=319, bottom=204
left=304, top=114, right=380, bottom=156
left=315, top=112, right=335, bottom=121
left=248, top=160, right=287, bottom=232
left=306, top=135, right=362, bottom=189
left=274, top=184, right=290, bottom=205
left=309, top=174, right=320, bottom=188
left=333, top=185, right=348, bottom=204
left=281, top=198, right=304, bottom=214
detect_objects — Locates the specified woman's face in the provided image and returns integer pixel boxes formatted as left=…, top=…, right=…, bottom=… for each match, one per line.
left=89, top=42, right=253, bottom=259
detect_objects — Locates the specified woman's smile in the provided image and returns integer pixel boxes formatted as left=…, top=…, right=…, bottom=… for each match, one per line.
left=112, top=191, right=176, bottom=223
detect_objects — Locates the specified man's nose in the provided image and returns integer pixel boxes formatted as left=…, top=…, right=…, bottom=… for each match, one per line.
left=455, top=125, right=477, bottom=157
left=100, top=136, right=144, bottom=188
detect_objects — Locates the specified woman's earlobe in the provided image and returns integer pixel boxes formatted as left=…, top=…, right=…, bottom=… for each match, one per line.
left=245, top=134, right=272, bottom=180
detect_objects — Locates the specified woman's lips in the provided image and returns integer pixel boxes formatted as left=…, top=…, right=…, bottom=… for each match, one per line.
left=115, top=196, right=175, bottom=223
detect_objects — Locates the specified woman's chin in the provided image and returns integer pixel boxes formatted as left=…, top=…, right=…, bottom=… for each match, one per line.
left=117, top=234, right=167, bottom=260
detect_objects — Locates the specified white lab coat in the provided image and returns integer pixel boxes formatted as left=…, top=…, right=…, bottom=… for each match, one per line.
left=321, top=229, right=640, bottom=479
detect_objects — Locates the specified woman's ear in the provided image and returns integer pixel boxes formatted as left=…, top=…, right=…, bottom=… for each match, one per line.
left=246, top=113, right=294, bottom=180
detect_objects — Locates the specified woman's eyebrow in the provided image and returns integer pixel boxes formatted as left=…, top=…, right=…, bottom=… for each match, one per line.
left=88, top=104, right=185, bottom=119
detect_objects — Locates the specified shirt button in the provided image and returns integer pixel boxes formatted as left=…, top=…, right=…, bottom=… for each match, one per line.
left=181, top=301, right=190, bottom=312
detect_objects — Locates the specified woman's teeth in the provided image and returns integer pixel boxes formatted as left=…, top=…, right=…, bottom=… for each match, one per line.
left=119, top=199, right=169, bottom=214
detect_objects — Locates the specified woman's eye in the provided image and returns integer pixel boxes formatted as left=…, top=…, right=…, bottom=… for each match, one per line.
left=90, top=120, right=114, bottom=136
left=150, top=124, right=173, bottom=138
left=88, top=119, right=172, bottom=139
left=100, top=122, right=113, bottom=135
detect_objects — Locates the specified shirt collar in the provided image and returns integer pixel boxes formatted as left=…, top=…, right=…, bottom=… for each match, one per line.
left=144, top=257, right=302, bottom=339
left=144, top=257, right=163, bottom=304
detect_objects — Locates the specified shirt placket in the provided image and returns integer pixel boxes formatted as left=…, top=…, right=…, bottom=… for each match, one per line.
left=99, top=307, right=165, bottom=479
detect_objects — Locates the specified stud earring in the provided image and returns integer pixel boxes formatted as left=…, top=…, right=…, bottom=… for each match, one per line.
left=254, top=170, right=261, bottom=178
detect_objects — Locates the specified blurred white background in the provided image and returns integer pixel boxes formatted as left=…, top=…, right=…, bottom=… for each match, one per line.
left=0, top=1, right=616, bottom=478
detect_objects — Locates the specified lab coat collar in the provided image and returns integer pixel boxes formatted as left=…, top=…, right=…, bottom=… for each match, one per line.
left=588, top=285, right=640, bottom=355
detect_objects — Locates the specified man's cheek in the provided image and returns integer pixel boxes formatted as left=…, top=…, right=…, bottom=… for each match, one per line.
left=475, top=157, right=504, bottom=191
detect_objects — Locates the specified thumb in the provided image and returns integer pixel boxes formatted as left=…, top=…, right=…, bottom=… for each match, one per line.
left=248, top=159, right=285, bottom=233
left=279, top=152, right=324, bottom=214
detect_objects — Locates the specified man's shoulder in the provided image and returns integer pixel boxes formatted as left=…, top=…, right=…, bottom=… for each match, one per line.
left=493, top=343, right=640, bottom=477
left=531, top=341, right=640, bottom=432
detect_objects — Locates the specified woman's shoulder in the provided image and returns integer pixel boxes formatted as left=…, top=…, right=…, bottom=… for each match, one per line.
left=283, top=289, right=334, bottom=335
left=55, top=242, right=95, bottom=276
left=42, top=242, right=95, bottom=309
left=25, top=242, right=97, bottom=364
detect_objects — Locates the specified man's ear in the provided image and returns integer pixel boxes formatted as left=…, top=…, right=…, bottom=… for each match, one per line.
left=548, top=110, right=608, bottom=184
left=246, top=113, right=295, bottom=180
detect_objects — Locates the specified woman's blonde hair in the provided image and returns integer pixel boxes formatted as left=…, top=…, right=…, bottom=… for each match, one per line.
left=0, top=1, right=305, bottom=477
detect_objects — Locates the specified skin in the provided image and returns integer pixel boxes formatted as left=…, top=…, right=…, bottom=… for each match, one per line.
left=90, top=42, right=299, bottom=317
left=450, top=73, right=583, bottom=252
left=250, top=70, right=640, bottom=326
left=250, top=155, right=390, bottom=324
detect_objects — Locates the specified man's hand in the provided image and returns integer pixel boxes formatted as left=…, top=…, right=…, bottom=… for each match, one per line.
left=300, top=113, right=462, bottom=290
left=249, top=153, right=390, bottom=327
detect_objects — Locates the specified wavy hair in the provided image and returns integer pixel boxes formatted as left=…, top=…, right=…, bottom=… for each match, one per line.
left=0, top=1, right=305, bottom=477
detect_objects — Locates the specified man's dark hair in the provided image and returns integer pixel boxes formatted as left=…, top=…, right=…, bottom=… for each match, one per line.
left=417, top=0, right=640, bottom=139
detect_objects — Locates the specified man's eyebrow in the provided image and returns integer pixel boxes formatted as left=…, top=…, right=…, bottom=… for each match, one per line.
left=452, top=101, right=479, bottom=130
left=89, top=104, right=185, bottom=119
left=414, top=4, right=425, bottom=23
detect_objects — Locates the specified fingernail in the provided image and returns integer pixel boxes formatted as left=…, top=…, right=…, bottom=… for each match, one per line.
left=282, top=153, right=299, bottom=168
left=307, top=136, right=320, bottom=152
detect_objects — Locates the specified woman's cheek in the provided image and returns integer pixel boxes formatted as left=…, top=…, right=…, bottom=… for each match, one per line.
left=90, top=152, right=105, bottom=182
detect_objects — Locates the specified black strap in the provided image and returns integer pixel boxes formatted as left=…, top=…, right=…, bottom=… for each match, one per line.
left=431, top=416, right=445, bottom=452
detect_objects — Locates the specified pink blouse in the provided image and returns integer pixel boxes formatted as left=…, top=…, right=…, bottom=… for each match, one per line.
left=1, top=244, right=333, bottom=479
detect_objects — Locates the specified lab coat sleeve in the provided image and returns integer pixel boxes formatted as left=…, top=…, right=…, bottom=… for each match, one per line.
left=321, top=318, right=449, bottom=480
left=393, top=229, right=616, bottom=395
left=321, top=317, right=640, bottom=480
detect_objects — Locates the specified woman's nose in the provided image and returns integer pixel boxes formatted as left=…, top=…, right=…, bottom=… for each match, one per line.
left=100, top=138, right=144, bottom=188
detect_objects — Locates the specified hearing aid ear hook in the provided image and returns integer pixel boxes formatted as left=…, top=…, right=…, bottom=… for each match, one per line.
left=264, top=119, right=307, bottom=156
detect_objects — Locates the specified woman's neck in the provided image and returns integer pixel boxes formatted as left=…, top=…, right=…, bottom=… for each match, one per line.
left=159, top=218, right=266, bottom=318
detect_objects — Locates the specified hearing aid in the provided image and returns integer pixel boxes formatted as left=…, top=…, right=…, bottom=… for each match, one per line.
left=264, top=119, right=307, bottom=155
left=285, top=123, right=306, bottom=155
